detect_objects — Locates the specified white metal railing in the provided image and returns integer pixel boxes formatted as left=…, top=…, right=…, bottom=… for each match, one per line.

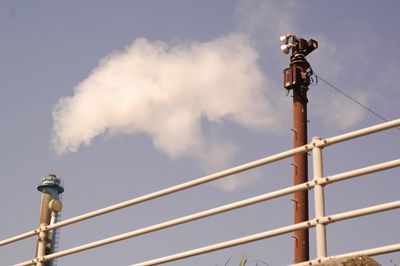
left=1, top=119, right=399, bottom=266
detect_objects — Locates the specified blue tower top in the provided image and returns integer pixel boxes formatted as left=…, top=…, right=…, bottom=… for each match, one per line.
left=37, top=174, right=64, bottom=195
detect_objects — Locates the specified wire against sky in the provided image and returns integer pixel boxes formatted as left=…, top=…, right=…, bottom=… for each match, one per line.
left=315, top=75, right=397, bottom=126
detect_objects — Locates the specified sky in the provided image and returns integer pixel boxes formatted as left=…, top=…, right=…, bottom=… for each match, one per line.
left=0, top=0, right=399, bottom=265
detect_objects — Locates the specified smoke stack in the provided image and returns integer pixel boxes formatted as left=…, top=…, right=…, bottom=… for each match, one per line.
left=36, top=174, right=64, bottom=266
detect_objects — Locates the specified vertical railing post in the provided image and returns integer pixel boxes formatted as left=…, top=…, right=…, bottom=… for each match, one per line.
left=312, top=137, right=327, bottom=258
left=36, top=224, right=47, bottom=266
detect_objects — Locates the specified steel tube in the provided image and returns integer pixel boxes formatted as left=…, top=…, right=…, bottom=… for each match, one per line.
left=316, top=119, right=400, bottom=148
left=44, top=145, right=312, bottom=231
left=4, top=158, right=397, bottom=248
left=3, top=120, right=399, bottom=246
left=14, top=181, right=313, bottom=266
left=36, top=224, right=47, bottom=266
left=0, top=144, right=312, bottom=247
left=293, top=243, right=400, bottom=266
left=320, top=201, right=400, bottom=224
left=14, top=200, right=400, bottom=266
left=321, top=159, right=400, bottom=185
left=131, top=221, right=316, bottom=266
left=330, top=243, right=400, bottom=260
left=292, top=87, right=310, bottom=262
left=0, top=230, right=38, bottom=247
left=312, top=137, right=327, bottom=258
left=12, top=181, right=400, bottom=266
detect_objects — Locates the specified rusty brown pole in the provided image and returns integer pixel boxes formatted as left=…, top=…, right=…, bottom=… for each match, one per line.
left=292, top=82, right=309, bottom=263
left=281, top=34, right=318, bottom=263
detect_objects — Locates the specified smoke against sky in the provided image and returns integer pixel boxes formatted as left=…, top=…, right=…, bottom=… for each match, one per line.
left=51, top=0, right=376, bottom=191
left=52, top=33, right=281, bottom=190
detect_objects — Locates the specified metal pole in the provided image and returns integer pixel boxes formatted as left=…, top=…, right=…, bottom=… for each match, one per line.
left=312, top=137, right=327, bottom=258
left=281, top=34, right=318, bottom=262
left=36, top=193, right=52, bottom=266
left=292, top=57, right=310, bottom=263
left=35, top=174, right=64, bottom=266
left=36, top=224, right=47, bottom=266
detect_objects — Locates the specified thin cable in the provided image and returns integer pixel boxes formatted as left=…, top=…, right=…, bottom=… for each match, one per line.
left=316, top=75, right=393, bottom=123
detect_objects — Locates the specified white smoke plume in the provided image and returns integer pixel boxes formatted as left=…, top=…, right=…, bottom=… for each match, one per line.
left=52, top=33, right=281, bottom=190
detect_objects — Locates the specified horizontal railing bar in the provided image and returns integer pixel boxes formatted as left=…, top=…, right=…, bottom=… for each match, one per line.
left=4, top=157, right=398, bottom=249
left=1, top=144, right=312, bottom=248
left=11, top=159, right=400, bottom=264
left=14, top=181, right=313, bottom=265
left=14, top=198, right=400, bottom=266
left=5, top=118, right=400, bottom=263
left=131, top=221, right=315, bottom=266
left=4, top=119, right=398, bottom=247
left=45, top=145, right=311, bottom=230
left=316, top=119, right=400, bottom=148
left=0, top=230, right=37, bottom=248
left=329, top=243, right=400, bottom=262
left=319, top=159, right=400, bottom=186
left=293, top=243, right=400, bottom=266
left=129, top=201, right=400, bottom=266
left=320, top=201, right=400, bottom=225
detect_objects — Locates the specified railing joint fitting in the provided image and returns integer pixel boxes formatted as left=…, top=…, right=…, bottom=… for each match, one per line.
left=39, top=224, right=48, bottom=232
left=318, top=216, right=332, bottom=225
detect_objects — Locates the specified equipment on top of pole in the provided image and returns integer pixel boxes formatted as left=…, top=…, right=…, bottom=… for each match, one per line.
left=280, top=33, right=318, bottom=263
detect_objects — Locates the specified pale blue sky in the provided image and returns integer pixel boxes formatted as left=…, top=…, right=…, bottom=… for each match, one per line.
left=0, top=1, right=399, bottom=265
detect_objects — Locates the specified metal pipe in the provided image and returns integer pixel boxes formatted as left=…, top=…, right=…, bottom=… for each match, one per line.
left=12, top=171, right=400, bottom=266
left=35, top=193, right=52, bottom=266
left=47, top=211, right=57, bottom=250
left=15, top=201, right=400, bottom=266
left=132, top=201, right=400, bottom=266
left=320, top=201, right=400, bottom=225
left=4, top=119, right=400, bottom=265
left=4, top=157, right=399, bottom=262
left=328, top=243, right=400, bottom=261
left=5, top=159, right=399, bottom=263
left=320, top=159, right=400, bottom=185
left=3, top=119, right=399, bottom=247
left=316, top=119, right=400, bottom=148
left=0, top=145, right=311, bottom=247
left=293, top=243, right=400, bottom=266
left=14, top=181, right=313, bottom=265
left=42, top=145, right=312, bottom=232
left=36, top=224, right=47, bottom=266
left=312, top=137, right=327, bottom=258
left=3, top=158, right=397, bottom=249
left=0, top=230, right=38, bottom=247
left=131, top=221, right=316, bottom=266
left=38, top=194, right=52, bottom=226
left=292, top=86, right=310, bottom=262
